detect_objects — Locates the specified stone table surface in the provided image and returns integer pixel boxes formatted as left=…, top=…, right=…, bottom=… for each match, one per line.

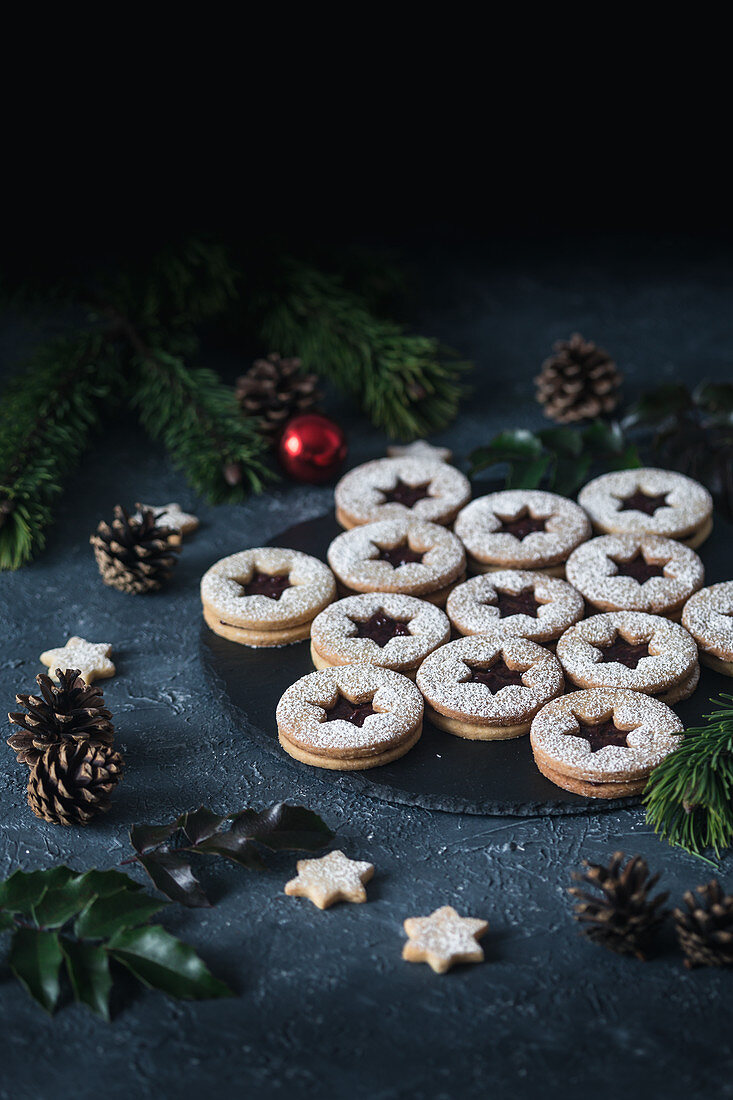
left=1, top=239, right=732, bottom=1100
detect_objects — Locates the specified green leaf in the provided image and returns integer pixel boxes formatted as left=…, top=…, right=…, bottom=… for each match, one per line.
left=506, top=455, right=550, bottom=489
left=62, top=940, right=112, bottom=1020
left=694, top=381, right=733, bottom=415
left=108, top=925, right=233, bottom=1000
left=537, top=426, right=583, bottom=456
left=9, top=928, right=64, bottom=1013
left=0, top=913, right=16, bottom=932
left=75, top=891, right=168, bottom=939
left=137, top=851, right=211, bottom=909
left=0, top=866, right=75, bottom=918
left=72, top=869, right=145, bottom=899
left=551, top=454, right=592, bottom=497
left=623, top=383, right=692, bottom=428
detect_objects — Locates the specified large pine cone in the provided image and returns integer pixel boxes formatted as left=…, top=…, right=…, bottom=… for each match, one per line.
left=536, top=333, right=622, bottom=423
left=27, top=740, right=124, bottom=826
left=674, top=880, right=733, bottom=968
left=8, top=668, right=114, bottom=768
left=90, top=506, right=180, bottom=594
left=568, top=851, right=669, bottom=959
left=235, top=353, right=319, bottom=441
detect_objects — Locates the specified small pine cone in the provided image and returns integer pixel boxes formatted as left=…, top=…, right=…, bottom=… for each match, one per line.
left=235, top=353, right=319, bottom=441
left=8, top=668, right=114, bottom=768
left=27, top=740, right=124, bottom=826
left=674, top=880, right=733, bottom=969
left=90, top=506, right=180, bottom=594
left=536, top=333, right=622, bottom=423
left=568, top=851, right=669, bottom=959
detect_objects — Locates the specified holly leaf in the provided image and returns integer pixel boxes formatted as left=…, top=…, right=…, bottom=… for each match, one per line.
left=62, top=940, right=112, bottom=1020
left=551, top=454, right=592, bottom=497
left=623, top=384, right=693, bottom=429
left=74, top=891, right=168, bottom=939
left=231, top=803, right=334, bottom=852
left=469, top=430, right=548, bottom=487
left=137, top=850, right=211, bottom=909
left=0, top=866, right=75, bottom=917
left=107, top=925, right=233, bottom=1000
left=129, top=816, right=185, bottom=856
left=181, top=807, right=230, bottom=846
left=9, top=927, right=64, bottom=1013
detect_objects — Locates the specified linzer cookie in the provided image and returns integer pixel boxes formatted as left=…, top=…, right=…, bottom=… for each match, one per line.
left=453, top=490, right=591, bottom=575
left=577, top=468, right=713, bottom=548
left=334, top=455, right=471, bottom=529
left=310, top=593, right=450, bottom=678
left=276, top=665, right=423, bottom=770
left=416, top=634, right=564, bottom=740
left=327, top=518, right=466, bottom=606
left=565, top=534, right=704, bottom=619
left=201, top=548, right=336, bottom=647
left=530, top=688, right=684, bottom=798
left=556, top=611, right=699, bottom=705
left=446, top=570, right=584, bottom=645
left=682, top=582, right=733, bottom=676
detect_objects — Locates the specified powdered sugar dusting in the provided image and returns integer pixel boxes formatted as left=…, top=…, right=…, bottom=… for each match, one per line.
left=446, top=570, right=584, bottom=641
left=335, top=456, right=470, bottom=526
left=310, top=592, right=450, bottom=666
left=327, top=518, right=466, bottom=595
left=578, top=468, right=713, bottom=537
left=565, top=534, right=704, bottom=612
left=201, top=548, right=336, bottom=627
left=682, top=581, right=733, bottom=661
left=453, top=490, right=591, bottom=568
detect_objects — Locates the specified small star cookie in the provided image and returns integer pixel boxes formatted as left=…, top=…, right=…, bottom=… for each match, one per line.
left=135, top=502, right=199, bottom=535
left=39, top=637, right=115, bottom=684
left=284, top=850, right=374, bottom=909
left=387, top=440, right=453, bottom=463
left=402, top=905, right=489, bottom=973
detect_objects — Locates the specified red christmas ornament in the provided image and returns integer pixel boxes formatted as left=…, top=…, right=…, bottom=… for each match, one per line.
left=278, top=413, right=347, bottom=484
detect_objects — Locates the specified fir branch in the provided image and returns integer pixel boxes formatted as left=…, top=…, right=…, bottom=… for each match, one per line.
left=0, top=332, right=117, bottom=570
left=644, top=695, right=733, bottom=860
left=257, top=262, right=470, bottom=439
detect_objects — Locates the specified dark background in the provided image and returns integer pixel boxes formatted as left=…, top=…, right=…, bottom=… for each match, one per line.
left=2, top=182, right=733, bottom=1099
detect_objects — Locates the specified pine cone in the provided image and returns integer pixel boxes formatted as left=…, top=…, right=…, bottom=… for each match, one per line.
left=235, top=353, right=319, bottom=441
left=536, top=333, right=622, bottom=423
left=674, top=880, right=733, bottom=969
left=27, top=740, right=124, bottom=826
left=8, top=668, right=114, bottom=768
left=90, top=506, right=180, bottom=594
left=568, top=851, right=669, bottom=959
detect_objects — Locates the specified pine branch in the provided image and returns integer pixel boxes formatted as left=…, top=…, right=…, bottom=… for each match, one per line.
left=644, top=695, right=733, bottom=860
left=0, top=332, right=117, bottom=570
left=257, top=262, right=470, bottom=439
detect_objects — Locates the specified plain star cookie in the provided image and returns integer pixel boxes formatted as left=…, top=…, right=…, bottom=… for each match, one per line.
left=565, top=534, right=704, bottom=618
left=530, top=688, right=684, bottom=798
left=446, top=570, right=584, bottom=645
left=682, top=582, right=733, bottom=675
left=284, top=850, right=375, bottom=909
left=310, top=592, right=450, bottom=678
left=577, top=468, right=713, bottom=548
left=39, top=638, right=115, bottom=684
left=453, top=490, right=591, bottom=575
left=134, top=502, right=199, bottom=535
left=334, top=455, right=471, bottom=529
left=402, top=906, right=489, bottom=974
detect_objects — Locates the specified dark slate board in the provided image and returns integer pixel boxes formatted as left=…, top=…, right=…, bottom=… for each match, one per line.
left=200, top=506, right=733, bottom=817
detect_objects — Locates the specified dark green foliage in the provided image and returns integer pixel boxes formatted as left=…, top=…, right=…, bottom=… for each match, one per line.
left=644, top=696, right=733, bottom=860
left=130, top=802, right=334, bottom=907
left=0, top=865, right=231, bottom=1018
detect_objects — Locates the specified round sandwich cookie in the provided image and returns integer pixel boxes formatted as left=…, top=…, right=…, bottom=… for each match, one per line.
left=453, top=490, right=591, bottom=575
left=577, top=468, right=713, bottom=548
left=530, top=688, right=684, bottom=798
left=276, top=665, right=424, bottom=771
left=201, top=547, right=337, bottom=647
left=310, top=592, right=450, bottom=678
left=334, top=455, right=471, bottom=529
left=327, top=518, right=466, bottom=606
left=556, top=611, right=699, bottom=705
left=682, top=581, right=733, bottom=676
left=446, top=570, right=584, bottom=645
left=565, top=534, right=704, bottom=619
left=416, top=634, right=564, bottom=741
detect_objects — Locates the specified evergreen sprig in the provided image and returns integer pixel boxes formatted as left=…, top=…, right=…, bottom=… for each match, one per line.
left=644, top=696, right=733, bottom=860
left=258, top=262, right=470, bottom=439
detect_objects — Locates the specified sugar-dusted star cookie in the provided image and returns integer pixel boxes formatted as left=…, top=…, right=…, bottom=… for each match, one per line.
left=39, top=637, right=115, bottom=684
left=387, top=440, right=453, bottom=463
left=402, top=905, right=489, bottom=973
left=284, top=850, right=375, bottom=909
left=135, top=502, right=199, bottom=535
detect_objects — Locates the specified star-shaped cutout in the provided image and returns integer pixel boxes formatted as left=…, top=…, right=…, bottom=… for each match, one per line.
left=380, top=478, right=432, bottom=508
left=484, top=587, right=541, bottom=619
left=402, top=905, right=489, bottom=974
left=611, top=552, right=667, bottom=583
left=460, top=659, right=526, bottom=693
left=373, top=541, right=425, bottom=568
left=496, top=509, right=547, bottom=539
left=616, top=490, right=670, bottom=516
left=237, top=571, right=292, bottom=600
left=566, top=717, right=631, bottom=753
left=284, top=850, right=375, bottom=909
left=387, top=441, right=453, bottom=463
left=597, top=634, right=650, bottom=669
left=135, top=501, right=199, bottom=534
left=349, top=610, right=411, bottom=647
left=39, top=637, right=115, bottom=684
left=322, top=692, right=378, bottom=727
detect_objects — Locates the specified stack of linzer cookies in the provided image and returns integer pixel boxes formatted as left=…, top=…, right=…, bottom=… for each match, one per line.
left=200, top=441, right=733, bottom=800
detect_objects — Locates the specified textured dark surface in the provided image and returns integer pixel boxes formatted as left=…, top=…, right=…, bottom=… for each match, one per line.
left=2, top=241, right=733, bottom=1100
